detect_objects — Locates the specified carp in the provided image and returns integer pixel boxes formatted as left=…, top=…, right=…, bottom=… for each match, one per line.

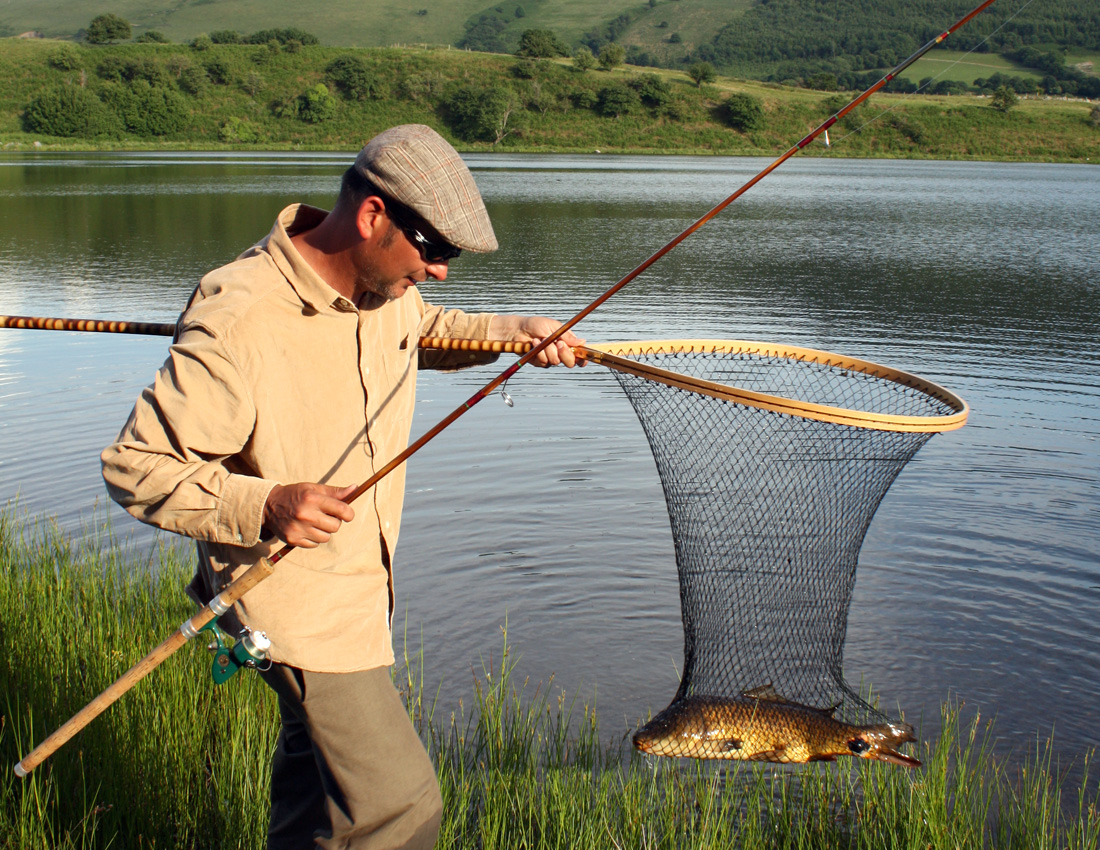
left=632, top=685, right=920, bottom=767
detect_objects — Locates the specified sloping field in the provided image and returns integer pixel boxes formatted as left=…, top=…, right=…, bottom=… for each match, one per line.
left=898, top=49, right=1043, bottom=85
left=0, top=0, right=669, bottom=48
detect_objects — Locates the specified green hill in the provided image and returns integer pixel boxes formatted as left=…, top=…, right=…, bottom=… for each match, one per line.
left=1, top=0, right=1097, bottom=92
left=1, top=38, right=1096, bottom=161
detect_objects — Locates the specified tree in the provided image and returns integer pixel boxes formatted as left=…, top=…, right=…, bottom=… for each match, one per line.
left=1090, top=104, right=1100, bottom=129
left=445, top=85, right=520, bottom=144
left=687, top=62, right=715, bottom=86
left=86, top=13, right=131, bottom=44
left=598, top=43, right=625, bottom=71
left=516, top=29, right=568, bottom=58
left=573, top=47, right=596, bottom=72
left=991, top=85, right=1018, bottom=114
left=720, top=92, right=764, bottom=132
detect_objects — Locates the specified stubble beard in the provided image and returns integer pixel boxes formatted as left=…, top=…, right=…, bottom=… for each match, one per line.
left=355, top=224, right=408, bottom=302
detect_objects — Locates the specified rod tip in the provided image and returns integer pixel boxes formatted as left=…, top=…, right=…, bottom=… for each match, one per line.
left=14, top=761, right=29, bottom=778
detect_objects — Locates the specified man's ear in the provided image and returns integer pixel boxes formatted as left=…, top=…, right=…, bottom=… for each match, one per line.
left=354, top=196, right=387, bottom=241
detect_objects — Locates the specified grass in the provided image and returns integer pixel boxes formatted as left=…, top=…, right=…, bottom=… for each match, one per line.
left=2, top=508, right=1098, bottom=849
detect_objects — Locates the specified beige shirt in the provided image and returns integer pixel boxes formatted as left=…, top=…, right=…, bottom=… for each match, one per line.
left=102, top=204, right=497, bottom=672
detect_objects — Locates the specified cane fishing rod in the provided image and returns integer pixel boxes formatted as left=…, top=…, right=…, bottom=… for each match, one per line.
left=13, top=0, right=1003, bottom=778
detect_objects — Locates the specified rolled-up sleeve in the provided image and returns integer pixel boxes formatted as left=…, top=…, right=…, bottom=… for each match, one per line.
left=417, top=301, right=499, bottom=371
left=101, top=324, right=277, bottom=546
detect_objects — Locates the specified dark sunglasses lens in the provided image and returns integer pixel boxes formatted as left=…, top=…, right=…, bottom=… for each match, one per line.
left=414, top=230, right=461, bottom=263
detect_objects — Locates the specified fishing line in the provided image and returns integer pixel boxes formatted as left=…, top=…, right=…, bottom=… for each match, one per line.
left=831, top=0, right=1042, bottom=147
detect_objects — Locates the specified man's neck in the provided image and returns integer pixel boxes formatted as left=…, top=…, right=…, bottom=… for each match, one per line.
left=290, top=216, right=359, bottom=303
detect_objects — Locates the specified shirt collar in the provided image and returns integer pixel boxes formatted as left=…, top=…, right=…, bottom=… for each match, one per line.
left=263, top=204, right=356, bottom=313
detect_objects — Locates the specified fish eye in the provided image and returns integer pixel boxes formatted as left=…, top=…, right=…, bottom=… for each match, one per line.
left=848, top=738, right=871, bottom=755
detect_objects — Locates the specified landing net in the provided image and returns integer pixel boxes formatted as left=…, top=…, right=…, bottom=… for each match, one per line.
left=585, top=340, right=968, bottom=729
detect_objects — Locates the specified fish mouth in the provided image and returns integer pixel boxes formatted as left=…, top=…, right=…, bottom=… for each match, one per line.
left=632, top=731, right=655, bottom=754
left=869, top=747, right=922, bottom=768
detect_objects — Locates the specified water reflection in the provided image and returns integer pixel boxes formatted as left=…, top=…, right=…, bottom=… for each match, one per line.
left=0, top=152, right=1097, bottom=772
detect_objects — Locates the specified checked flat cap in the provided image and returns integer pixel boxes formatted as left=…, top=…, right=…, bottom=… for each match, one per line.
left=354, top=124, right=498, bottom=253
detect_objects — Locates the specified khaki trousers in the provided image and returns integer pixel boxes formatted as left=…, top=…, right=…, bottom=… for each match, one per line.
left=258, top=664, right=443, bottom=850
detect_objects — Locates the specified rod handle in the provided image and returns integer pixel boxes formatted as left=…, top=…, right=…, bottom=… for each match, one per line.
left=14, top=558, right=275, bottom=777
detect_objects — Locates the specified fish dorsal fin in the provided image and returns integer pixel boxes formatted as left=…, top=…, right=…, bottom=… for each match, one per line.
left=742, top=685, right=841, bottom=716
left=742, top=683, right=788, bottom=703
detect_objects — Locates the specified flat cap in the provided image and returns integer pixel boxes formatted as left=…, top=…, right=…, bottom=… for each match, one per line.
left=354, top=124, right=498, bottom=253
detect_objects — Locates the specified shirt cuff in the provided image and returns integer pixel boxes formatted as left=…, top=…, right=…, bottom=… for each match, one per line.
left=216, top=474, right=280, bottom=547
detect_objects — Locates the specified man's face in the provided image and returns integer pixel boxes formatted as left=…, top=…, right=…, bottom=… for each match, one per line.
left=353, top=217, right=451, bottom=302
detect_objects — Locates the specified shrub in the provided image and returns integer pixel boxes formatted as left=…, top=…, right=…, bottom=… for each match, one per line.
left=596, top=84, right=639, bottom=117
left=96, top=55, right=127, bottom=82
left=687, top=62, right=715, bottom=86
left=203, top=57, right=232, bottom=85
left=573, top=47, right=596, bottom=72
left=136, top=31, right=169, bottom=43
left=191, top=34, right=214, bottom=51
left=1090, top=104, right=1100, bottom=128
left=219, top=117, right=262, bottom=143
left=270, top=94, right=300, bottom=119
left=100, top=80, right=188, bottom=136
left=991, top=85, right=1018, bottom=114
left=210, top=30, right=244, bottom=44
left=86, top=13, right=131, bottom=44
left=23, top=85, right=120, bottom=138
left=629, top=73, right=672, bottom=108
left=326, top=55, right=384, bottom=101
left=720, top=92, right=765, bottom=132
left=398, top=71, right=445, bottom=102
left=297, top=83, right=337, bottom=123
left=669, top=32, right=682, bottom=44
left=515, top=29, right=567, bottom=58
left=598, top=43, right=626, bottom=71
left=178, top=64, right=209, bottom=97
left=444, top=84, right=519, bottom=143
left=49, top=44, right=83, bottom=71
left=247, top=28, right=318, bottom=46
left=122, top=57, right=171, bottom=88
left=241, top=71, right=265, bottom=98
left=805, top=72, right=838, bottom=91
left=572, top=89, right=598, bottom=109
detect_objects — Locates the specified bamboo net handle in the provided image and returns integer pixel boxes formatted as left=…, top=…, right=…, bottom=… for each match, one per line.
left=14, top=558, right=274, bottom=777
left=0, top=314, right=176, bottom=336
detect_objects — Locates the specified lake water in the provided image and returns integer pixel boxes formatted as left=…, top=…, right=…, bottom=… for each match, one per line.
left=1, top=152, right=1098, bottom=773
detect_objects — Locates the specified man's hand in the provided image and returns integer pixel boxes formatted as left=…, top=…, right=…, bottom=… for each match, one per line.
left=489, top=315, right=586, bottom=368
left=263, top=483, right=356, bottom=548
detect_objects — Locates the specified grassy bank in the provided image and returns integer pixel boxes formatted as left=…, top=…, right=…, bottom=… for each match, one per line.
left=2, top=510, right=1098, bottom=849
left=0, top=38, right=1097, bottom=161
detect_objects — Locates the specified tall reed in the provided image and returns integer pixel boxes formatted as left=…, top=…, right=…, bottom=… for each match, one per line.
left=2, top=510, right=1097, bottom=849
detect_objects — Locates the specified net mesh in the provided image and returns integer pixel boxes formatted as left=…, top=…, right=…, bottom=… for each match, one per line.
left=595, top=341, right=966, bottom=733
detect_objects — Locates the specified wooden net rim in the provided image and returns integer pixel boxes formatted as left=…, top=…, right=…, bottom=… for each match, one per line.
left=583, top=339, right=969, bottom=433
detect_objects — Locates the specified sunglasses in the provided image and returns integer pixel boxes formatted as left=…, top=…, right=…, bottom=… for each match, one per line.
left=385, top=204, right=462, bottom=263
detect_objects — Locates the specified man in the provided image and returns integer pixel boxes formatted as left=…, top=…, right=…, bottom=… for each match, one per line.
left=102, top=124, right=583, bottom=849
